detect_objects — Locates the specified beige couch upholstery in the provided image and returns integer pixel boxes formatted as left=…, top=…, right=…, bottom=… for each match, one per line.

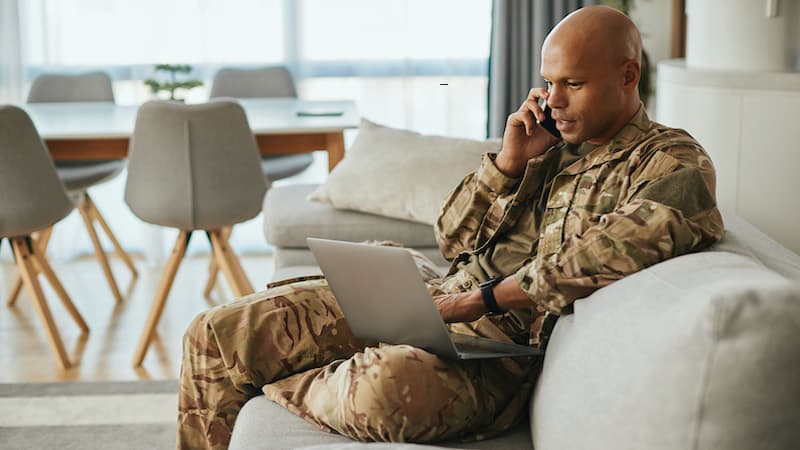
left=237, top=192, right=800, bottom=449
left=263, top=183, right=447, bottom=270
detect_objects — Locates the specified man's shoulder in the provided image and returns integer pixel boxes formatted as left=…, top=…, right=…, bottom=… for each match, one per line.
left=634, top=121, right=709, bottom=162
left=622, top=121, right=718, bottom=182
left=643, top=121, right=701, bottom=148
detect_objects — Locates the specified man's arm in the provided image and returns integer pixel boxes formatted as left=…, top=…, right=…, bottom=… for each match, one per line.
left=514, top=145, right=724, bottom=314
left=437, top=143, right=725, bottom=322
left=435, top=88, right=559, bottom=260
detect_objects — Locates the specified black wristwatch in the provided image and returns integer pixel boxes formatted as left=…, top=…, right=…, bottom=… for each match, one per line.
left=479, top=277, right=506, bottom=315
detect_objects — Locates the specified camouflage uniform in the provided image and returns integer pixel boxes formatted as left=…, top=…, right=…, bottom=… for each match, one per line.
left=177, top=105, right=724, bottom=449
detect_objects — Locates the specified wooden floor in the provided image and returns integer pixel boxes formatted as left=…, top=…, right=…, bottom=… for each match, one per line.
left=0, top=251, right=274, bottom=382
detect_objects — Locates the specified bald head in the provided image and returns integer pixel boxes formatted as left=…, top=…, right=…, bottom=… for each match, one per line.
left=544, top=5, right=642, bottom=69
left=538, top=5, right=643, bottom=145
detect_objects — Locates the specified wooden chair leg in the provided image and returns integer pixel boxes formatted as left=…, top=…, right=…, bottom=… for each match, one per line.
left=223, top=229, right=252, bottom=295
left=6, top=275, right=23, bottom=307
left=7, top=227, right=53, bottom=307
left=202, top=226, right=233, bottom=298
left=208, top=229, right=254, bottom=298
left=202, top=258, right=219, bottom=298
left=84, top=193, right=138, bottom=279
left=11, top=237, right=71, bottom=370
left=78, top=200, right=124, bottom=304
left=31, top=247, right=89, bottom=334
left=133, top=230, right=192, bottom=367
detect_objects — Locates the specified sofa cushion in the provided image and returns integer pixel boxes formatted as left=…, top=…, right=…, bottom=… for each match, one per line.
left=264, top=184, right=438, bottom=248
left=531, top=213, right=800, bottom=450
left=307, top=119, right=500, bottom=225
left=230, top=396, right=533, bottom=450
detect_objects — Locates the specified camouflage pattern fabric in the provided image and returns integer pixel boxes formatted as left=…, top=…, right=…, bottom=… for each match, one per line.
left=436, top=105, right=724, bottom=343
left=178, top=251, right=538, bottom=450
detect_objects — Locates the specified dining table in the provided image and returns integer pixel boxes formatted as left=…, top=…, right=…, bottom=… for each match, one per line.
left=23, top=98, right=359, bottom=171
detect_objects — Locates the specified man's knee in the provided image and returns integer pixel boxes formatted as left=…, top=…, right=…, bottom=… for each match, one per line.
left=183, top=309, right=211, bottom=349
left=182, top=282, right=334, bottom=351
left=338, top=345, right=479, bottom=442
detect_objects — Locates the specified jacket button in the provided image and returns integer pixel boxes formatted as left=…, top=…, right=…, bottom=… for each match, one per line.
left=461, top=280, right=473, bottom=289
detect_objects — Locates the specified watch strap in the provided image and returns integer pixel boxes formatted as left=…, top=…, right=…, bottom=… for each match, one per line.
left=479, top=277, right=505, bottom=315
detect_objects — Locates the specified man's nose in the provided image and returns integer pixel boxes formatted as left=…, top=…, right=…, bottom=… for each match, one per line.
left=547, top=86, right=566, bottom=109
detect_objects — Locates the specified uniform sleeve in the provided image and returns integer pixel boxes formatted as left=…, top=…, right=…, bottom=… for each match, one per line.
left=434, top=151, right=555, bottom=260
left=515, top=145, right=725, bottom=314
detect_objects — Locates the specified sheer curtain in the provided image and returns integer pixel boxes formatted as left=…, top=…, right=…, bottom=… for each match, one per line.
left=487, top=0, right=594, bottom=138
left=0, top=0, right=23, bottom=104
left=5, top=0, right=492, bottom=263
left=0, top=0, right=23, bottom=263
left=296, top=0, right=491, bottom=138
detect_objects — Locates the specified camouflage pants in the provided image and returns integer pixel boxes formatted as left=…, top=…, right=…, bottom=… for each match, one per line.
left=177, top=252, right=537, bottom=450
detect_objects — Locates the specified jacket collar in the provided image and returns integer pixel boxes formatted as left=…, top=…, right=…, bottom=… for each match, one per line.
left=560, top=103, right=652, bottom=175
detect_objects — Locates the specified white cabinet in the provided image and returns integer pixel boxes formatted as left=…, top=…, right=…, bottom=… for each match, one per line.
left=657, top=59, right=800, bottom=255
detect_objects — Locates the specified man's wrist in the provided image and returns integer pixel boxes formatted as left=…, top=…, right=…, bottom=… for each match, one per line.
left=479, top=277, right=506, bottom=315
left=468, top=290, right=489, bottom=316
left=494, top=154, right=527, bottom=178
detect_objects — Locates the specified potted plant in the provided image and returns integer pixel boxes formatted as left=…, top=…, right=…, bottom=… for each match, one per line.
left=144, top=64, right=203, bottom=101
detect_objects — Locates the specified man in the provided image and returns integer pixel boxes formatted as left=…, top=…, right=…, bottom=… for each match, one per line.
left=178, top=5, right=723, bottom=449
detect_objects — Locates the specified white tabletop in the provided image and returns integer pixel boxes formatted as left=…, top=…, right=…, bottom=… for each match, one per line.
left=23, top=98, right=360, bottom=140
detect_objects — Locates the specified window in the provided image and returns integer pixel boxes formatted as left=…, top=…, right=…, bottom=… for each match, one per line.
left=9, top=0, right=493, bottom=258
left=18, top=0, right=491, bottom=137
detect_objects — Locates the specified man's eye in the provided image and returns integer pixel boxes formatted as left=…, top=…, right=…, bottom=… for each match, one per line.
left=567, top=82, right=583, bottom=88
left=544, top=81, right=553, bottom=88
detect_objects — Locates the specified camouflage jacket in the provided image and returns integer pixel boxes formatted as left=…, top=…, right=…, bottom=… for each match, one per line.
left=435, top=106, right=724, bottom=345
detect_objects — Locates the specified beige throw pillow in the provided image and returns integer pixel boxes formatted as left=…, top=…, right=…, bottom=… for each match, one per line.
left=308, top=119, right=501, bottom=225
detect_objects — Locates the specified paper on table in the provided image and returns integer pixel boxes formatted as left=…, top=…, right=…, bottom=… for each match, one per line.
left=296, top=110, right=344, bottom=117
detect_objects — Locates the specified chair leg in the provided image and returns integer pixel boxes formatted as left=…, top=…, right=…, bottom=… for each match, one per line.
left=202, top=258, right=219, bottom=298
left=30, top=245, right=89, bottom=334
left=6, top=275, right=23, bottom=307
left=202, top=226, right=232, bottom=298
left=7, top=227, right=53, bottom=307
left=207, top=229, right=254, bottom=298
left=78, top=199, right=124, bottom=304
left=84, top=193, right=138, bottom=279
left=11, top=237, right=71, bottom=370
left=132, top=230, right=192, bottom=367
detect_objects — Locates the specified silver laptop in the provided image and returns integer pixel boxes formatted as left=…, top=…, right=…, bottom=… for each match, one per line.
left=307, top=238, right=542, bottom=360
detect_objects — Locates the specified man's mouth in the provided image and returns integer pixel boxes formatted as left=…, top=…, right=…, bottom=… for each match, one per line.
left=556, top=119, right=576, bottom=132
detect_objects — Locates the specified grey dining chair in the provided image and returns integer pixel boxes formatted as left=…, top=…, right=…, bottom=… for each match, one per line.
left=209, top=66, right=314, bottom=181
left=10, top=72, right=139, bottom=307
left=0, top=105, right=89, bottom=370
left=125, top=99, right=267, bottom=366
left=205, top=66, right=314, bottom=296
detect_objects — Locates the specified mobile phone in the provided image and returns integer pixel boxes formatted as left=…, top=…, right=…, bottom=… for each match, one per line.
left=538, top=99, right=561, bottom=139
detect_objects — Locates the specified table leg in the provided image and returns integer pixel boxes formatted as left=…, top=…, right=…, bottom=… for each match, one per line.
left=325, top=132, right=345, bottom=171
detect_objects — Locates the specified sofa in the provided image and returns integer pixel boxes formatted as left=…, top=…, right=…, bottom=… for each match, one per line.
left=226, top=178, right=800, bottom=449
left=228, top=120, right=800, bottom=449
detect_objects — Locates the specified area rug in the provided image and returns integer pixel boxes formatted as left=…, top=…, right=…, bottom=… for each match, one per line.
left=0, top=380, right=178, bottom=450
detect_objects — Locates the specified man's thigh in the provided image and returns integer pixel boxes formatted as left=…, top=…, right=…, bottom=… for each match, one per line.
left=263, top=343, right=523, bottom=443
left=193, top=279, right=368, bottom=386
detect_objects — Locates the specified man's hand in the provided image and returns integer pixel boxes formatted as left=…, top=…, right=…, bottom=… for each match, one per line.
left=433, top=291, right=486, bottom=323
left=496, top=88, right=561, bottom=178
left=434, top=276, right=534, bottom=323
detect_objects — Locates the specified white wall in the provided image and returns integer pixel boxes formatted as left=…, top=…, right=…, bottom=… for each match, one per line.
left=628, top=0, right=674, bottom=113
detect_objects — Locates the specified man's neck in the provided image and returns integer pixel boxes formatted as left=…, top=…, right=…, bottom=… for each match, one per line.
left=587, top=100, right=641, bottom=146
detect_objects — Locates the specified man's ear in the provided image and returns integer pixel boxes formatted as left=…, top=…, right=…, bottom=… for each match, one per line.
left=622, top=60, right=640, bottom=89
